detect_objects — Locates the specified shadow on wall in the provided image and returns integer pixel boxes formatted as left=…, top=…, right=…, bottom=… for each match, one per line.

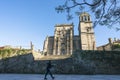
left=0, top=53, right=47, bottom=73
left=0, top=50, right=120, bottom=74
left=0, top=52, right=93, bottom=74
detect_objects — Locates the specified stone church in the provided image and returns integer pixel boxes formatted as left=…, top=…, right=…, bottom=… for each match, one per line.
left=43, top=12, right=96, bottom=55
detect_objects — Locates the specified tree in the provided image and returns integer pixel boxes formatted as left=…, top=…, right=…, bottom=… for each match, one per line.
left=55, top=0, right=120, bottom=31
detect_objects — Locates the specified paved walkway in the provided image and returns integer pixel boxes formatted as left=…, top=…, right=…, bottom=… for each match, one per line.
left=0, top=74, right=120, bottom=80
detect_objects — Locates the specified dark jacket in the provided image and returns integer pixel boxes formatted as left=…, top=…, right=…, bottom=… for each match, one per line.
left=46, top=61, right=52, bottom=70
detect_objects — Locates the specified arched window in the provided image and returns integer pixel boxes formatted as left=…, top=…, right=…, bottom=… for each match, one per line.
left=88, top=16, right=90, bottom=21
left=81, top=16, right=84, bottom=21
left=87, top=28, right=89, bottom=32
left=84, top=16, right=87, bottom=21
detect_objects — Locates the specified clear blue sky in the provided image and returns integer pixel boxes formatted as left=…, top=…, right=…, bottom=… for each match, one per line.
left=0, top=0, right=120, bottom=51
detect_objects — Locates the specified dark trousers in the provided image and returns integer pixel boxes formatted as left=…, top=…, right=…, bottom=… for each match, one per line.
left=44, top=69, right=54, bottom=79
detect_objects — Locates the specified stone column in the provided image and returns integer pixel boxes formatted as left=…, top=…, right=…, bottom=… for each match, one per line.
left=30, top=42, right=34, bottom=51
left=70, top=29, right=73, bottom=54
left=57, top=37, right=60, bottom=55
left=93, top=41, right=95, bottom=50
left=67, top=36, right=69, bottom=55
left=53, top=37, right=56, bottom=55
left=20, top=46, right=22, bottom=50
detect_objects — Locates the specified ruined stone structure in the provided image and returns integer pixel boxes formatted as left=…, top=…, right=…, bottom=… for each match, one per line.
left=97, top=38, right=120, bottom=51
left=43, top=12, right=96, bottom=55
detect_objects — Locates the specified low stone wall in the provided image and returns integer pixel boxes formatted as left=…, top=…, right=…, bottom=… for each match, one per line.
left=0, top=50, right=120, bottom=74
left=71, top=50, right=120, bottom=74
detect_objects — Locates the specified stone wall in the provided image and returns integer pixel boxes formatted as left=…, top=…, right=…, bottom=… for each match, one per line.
left=71, top=50, right=120, bottom=74
left=0, top=50, right=120, bottom=74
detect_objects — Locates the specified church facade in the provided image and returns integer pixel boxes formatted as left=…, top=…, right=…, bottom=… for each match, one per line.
left=43, top=12, right=96, bottom=55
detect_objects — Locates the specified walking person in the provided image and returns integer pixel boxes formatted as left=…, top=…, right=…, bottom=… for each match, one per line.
left=44, top=60, right=54, bottom=80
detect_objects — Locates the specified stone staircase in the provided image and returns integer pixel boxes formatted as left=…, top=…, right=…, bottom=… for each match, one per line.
left=32, top=50, right=44, bottom=60
left=32, top=50, right=71, bottom=60
left=39, top=55, right=71, bottom=60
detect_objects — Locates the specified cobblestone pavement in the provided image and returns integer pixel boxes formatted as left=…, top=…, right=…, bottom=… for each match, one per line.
left=0, top=74, right=120, bottom=80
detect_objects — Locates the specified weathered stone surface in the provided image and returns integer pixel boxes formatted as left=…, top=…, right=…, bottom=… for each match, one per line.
left=0, top=50, right=120, bottom=74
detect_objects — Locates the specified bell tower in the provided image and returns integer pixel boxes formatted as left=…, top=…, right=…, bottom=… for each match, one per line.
left=78, top=12, right=96, bottom=50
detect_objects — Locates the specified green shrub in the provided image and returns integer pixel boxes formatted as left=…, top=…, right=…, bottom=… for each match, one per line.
left=113, top=44, right=120, bottom=49
left=0, top=49, right=30, bottom=59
